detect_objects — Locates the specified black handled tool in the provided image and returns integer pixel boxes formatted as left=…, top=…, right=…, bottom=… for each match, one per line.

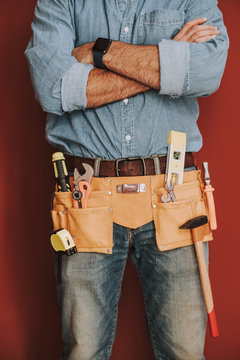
left=52, top=152, right=71, bottom=192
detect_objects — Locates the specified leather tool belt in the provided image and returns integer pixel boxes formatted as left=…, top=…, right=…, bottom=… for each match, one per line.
left=51, top=164, right=213, bottom=255
left=64, top=153, right=196, bottom=177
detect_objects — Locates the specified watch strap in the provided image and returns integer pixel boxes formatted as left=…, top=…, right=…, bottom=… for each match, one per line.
left=93, top=50, right=108, bottom=70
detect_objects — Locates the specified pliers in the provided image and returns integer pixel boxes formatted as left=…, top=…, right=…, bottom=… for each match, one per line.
left=72, top=163, right=94, bottom=208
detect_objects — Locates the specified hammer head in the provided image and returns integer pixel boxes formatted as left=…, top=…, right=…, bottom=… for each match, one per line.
left=179, top=215, right=208, bottom=230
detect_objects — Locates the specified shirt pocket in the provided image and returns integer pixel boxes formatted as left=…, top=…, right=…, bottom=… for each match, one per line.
left=138, top=9, right=185, bottom=44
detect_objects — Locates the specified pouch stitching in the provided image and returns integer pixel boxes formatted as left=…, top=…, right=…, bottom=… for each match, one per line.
left=153, top=180, right=200, bottom=192
left=152, top=197, right=211, bottom=251
left=52, top=193, right=113, bottom=252
left=160, top=236, right=213, bottom=251
left=68, top=207, right=113, bottom=251
left=68, top=206, right=110, bottom=214
left=156, top=199, right=194, bottom=209
left=151, top=170, right=212, bottom=251
left=51, top=210, right=60, bottom=231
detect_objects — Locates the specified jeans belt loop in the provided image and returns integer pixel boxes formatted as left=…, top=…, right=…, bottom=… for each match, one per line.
left=94, top=158, right=102, bottom=177
left=140, top=157, right=147, bottom=176
left=116, top=158, right=123, bottom=177
left=151, top=155, right=161, bottom=175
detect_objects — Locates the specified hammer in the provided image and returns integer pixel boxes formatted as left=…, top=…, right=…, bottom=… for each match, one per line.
left=179, top=215, right=219, bottom=338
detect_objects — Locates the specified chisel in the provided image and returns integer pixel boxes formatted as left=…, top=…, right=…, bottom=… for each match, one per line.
left=202, top=162, right=217, bottom=230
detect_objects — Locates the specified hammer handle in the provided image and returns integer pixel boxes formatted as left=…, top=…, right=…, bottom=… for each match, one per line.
left=193, top=237, right=219, bottom=337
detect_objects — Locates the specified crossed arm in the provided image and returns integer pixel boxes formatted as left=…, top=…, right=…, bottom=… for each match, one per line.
left=72, top=18, right=219, bottom=108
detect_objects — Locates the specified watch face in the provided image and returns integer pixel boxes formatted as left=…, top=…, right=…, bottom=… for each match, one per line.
left=93, top=38, right=112, bottom=53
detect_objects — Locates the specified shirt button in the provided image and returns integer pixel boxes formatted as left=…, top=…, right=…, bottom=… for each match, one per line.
left=123, top=98, right=128, bottom=105
left=125, top=135, right=131, bottom=142
left=124, top=26, right=129, bottom=33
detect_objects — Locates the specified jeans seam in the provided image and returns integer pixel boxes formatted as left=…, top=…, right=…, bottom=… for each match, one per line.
left=131, top=230, right=159, bottom=358
left=106, top=256, right=128, bottom=359
left=137, top=270, right=160, bottom=360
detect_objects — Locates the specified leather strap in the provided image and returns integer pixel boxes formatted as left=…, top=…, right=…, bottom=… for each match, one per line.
left=93, top=50, right=108, bottom=70
left=65, top=153, right=196, bottom=177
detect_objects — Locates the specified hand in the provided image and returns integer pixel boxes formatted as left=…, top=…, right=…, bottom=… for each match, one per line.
left=72, top=41, right=95, bottom=64
left=173, top=18, right=219, bottom=43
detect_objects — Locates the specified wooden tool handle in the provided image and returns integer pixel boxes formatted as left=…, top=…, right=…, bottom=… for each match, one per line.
left=204, top=185, right=217, bottom=230
left=208, top=307, right=219, bottom=338
left=192, top=231, right=219, bottom=337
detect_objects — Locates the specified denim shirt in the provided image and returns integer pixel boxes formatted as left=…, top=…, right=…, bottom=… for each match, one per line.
left=25, top=0, right=229, bottom=159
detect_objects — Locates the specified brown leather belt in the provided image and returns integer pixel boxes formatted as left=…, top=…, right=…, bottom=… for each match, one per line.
left=64, top=153, right=196, bottom=177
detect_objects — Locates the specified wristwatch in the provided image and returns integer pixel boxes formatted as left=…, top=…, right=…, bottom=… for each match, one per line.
left=92, top=37, right=112, bottom=69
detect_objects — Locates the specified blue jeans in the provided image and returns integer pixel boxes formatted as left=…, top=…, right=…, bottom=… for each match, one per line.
left=55, top=220, right=208, bottom=360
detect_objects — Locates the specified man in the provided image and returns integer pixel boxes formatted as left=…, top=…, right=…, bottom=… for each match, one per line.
left=26, top=0, right=228, bottom=359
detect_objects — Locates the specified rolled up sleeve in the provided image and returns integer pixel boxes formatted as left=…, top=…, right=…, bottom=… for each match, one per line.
left=158, top=0, right=229, bottom=98
left=25, top=0, right=93, bottom=115
left=61, top=62, right=93, bottom=112
left=158, top=40, right=190, bottom=97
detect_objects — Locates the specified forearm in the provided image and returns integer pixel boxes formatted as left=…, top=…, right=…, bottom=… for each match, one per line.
left=86, top=68, right=149, bottom=108
left=103, top=41, right=160, bottom=90
left=71, top=17, right=221, bottom=110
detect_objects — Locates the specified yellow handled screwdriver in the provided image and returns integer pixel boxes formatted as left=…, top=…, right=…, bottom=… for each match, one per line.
left=52, top=152, right=71, bottom=192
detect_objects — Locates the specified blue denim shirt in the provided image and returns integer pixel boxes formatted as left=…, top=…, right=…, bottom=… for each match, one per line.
left=25, top=0, right=229, bottom=159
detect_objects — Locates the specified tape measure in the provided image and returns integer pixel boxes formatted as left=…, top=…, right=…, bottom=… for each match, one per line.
left=51, top=229, right=77, bottom=256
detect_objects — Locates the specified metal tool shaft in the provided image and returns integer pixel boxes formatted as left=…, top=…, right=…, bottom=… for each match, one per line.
left=202, top=162, right=217, bottom=230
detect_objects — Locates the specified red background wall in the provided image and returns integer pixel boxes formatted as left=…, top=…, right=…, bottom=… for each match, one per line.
left=0, top=1, right=239, bottom=359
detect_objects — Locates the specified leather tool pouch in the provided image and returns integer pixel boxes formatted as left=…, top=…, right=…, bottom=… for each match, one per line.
left=152, top=170, right=213, bottom=251
left=50, top=170, right=212, bottom=255
left=51, top=189, right=113, bottom=254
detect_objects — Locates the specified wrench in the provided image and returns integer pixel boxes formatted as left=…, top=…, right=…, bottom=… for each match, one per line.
left=161, top=181, right=176, bottom=203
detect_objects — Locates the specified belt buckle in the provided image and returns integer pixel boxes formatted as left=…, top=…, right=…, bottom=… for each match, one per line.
left=115, top=157, right=147, bottom=177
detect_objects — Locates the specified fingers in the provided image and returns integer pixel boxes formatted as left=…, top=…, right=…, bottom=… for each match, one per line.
left=189, top=28, right=219, bottom=42
left=179, top=17, right=208, bottom=36
left=194, top=35, right=217, bottom=43
left=193, top=24, right=218, bottom=31
left=173, top=17, right=219, bottom=43
left=184, top=17, right=208, bottom=27
left=188, top=26, right=219, bottom=40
